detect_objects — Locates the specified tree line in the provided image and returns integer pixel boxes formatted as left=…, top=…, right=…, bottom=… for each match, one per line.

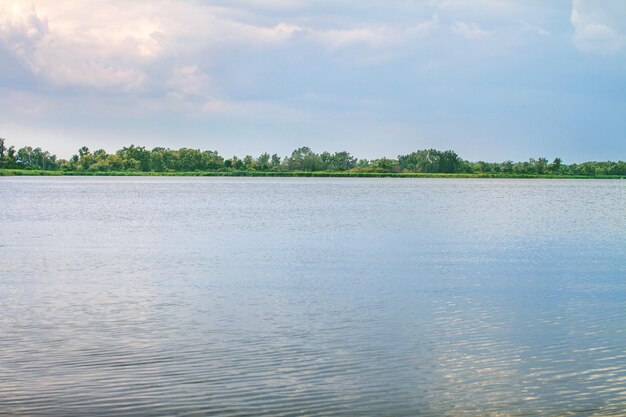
left=1, top=138, right=625, bottom=176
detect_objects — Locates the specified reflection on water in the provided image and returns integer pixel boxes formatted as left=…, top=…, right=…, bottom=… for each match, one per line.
left=1, top=177, right=625, bottom=416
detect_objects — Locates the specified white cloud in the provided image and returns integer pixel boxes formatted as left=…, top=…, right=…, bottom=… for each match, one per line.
left=0, top=1, right=307, bottom=92
left=521, top=20, right=550, bottom=37
left=0, top=3, right=48, bottom=69
left=0, top=1, right=162, bottom=89
left=309, top=14, right=438, bottom=50
left=407, top=14, right=440, bottom=38
left=452, top=21, right=490, bottom=39
left=571, top=0, right=625, bottom=54
left=430, top=0, right=532, bottom=15
left=310, top=27, right=394, bottom=49
left=0, top=0, right=440, bottom=94
left=0, top=0, right=568, bottom=123
left=167, top=66, right=211, bottom=100
left=432, top=0, right=508, bottom=10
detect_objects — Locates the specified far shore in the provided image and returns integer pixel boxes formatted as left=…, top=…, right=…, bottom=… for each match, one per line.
left=1, top=168, right=623, bottom=179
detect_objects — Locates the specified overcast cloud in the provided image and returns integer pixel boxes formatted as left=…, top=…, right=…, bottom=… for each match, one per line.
left=1, top=0, right=625, bottom=161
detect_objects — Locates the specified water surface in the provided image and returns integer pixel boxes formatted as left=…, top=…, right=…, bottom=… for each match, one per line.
left=1, top=177, right=625, bottom=416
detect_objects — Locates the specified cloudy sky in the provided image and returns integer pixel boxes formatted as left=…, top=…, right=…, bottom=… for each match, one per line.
left=1, top=0, right=625, bottom=161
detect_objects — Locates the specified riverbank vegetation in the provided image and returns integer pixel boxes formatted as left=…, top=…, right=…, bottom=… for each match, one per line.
left=1, top=138, right=625, bottom=177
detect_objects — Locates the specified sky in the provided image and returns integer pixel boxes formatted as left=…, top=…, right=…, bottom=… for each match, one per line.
left=0, top=0, right=625, bottom=162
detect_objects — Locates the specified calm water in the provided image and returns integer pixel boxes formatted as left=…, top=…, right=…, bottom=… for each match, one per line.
left=1, top=177, right=625, bottom=416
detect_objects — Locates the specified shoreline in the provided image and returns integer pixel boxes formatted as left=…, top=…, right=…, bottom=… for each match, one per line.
left=1, top=168, right=623, bottom=179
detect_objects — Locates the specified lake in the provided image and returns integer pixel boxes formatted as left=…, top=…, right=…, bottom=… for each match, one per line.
left=1, top=177, right=625, bottom=416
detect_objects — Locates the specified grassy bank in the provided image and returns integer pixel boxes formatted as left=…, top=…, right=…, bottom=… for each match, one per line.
left=1, top=168, right=624, bottom=179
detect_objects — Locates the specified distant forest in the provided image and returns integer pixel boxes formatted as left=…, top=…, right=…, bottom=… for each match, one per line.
left=1, top=138, right=625, bottom=176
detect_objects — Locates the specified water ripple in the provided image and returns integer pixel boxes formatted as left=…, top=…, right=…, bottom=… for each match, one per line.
left=1, top=177, right=625, bottom=416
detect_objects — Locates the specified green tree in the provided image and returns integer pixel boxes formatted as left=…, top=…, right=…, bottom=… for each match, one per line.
left=325, top=151, right=356, bottom=171
left=270, top=154, right=281, bottom=170
left=118, top=145, right=151, bottom=171
left=533, top=157, right=548, bottom=174
left=370, top=157, right=398, bottom=172
left=549, top=158, right=562, bottom=174
left=284, top=147, right=323, bottom=171
left=242, top=155, right=255, bottom=170
left=398, top=149, right=460, bottom=173
left=14, top=146, right=58, bottom=169
left=230, top=156, right=243, bottom=170
left=500, top=160, right=513, bottom=173
left=356, top=159, right=370, bottom=168
left=257, top=153, right=271, bottom=171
